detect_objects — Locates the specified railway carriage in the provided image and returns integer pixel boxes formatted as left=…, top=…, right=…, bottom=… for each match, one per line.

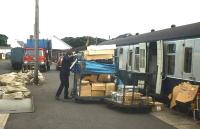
left=100, top=22, right=200, bottom=102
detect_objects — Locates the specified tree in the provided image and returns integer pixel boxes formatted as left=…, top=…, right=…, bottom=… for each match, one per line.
left=62, top=36, right=107, bottom=48
left=115, top=33, right=132, bottom=39
left=0, top=34, right=8, bottom=46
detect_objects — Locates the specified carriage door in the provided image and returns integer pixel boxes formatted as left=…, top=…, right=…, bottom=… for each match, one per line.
left=182, top=39, right=194, bottom=80
left=139, top=43, right=147, bottom=73
left=156, top=41, right=164, bottom=94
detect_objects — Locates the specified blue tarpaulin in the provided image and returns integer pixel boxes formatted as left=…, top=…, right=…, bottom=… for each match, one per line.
left=71, top=61, right=116, bottom=74
left=84, top=61, right=116, bottom=74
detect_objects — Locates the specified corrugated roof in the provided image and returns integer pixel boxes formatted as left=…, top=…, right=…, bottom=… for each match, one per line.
left=100, top=22, right=200, bottom=46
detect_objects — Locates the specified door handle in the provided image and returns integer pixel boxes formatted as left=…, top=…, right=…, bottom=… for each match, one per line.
left=189, top=77, right=196, bottom=80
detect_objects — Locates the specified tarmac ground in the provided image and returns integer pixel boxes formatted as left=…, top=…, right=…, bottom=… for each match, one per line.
left=4, top=65, right=176, bottom=129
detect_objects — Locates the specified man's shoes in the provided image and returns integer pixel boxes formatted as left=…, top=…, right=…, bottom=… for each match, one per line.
left=64, top=96, right=72, bottom=99
left=63, top=96, right=72, bottom=102
left=55, top=96, right=60, bottom=100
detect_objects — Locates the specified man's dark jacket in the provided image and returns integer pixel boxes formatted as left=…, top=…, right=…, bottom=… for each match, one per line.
left=60, top=55, right=73, bottom=80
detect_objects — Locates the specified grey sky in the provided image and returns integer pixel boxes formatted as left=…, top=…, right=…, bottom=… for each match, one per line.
left=0, top=0, right=200, bottom=45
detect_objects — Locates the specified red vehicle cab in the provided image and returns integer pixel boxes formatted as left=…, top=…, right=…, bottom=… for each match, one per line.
left=23, top=48, right=51, bottom=72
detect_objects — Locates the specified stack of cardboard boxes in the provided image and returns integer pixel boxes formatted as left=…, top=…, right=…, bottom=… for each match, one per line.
left=111, top=86, right=153, bottom=106
left=79, top=45, right=117, bottom=97
left=80, top=74, right=116, bottom=97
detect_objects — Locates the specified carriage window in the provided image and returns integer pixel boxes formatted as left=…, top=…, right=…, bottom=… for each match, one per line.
left=167, top=55, right=175, bottom=75
left=168, top=44, right=176, bottom=53
left=135, top=47, right=139, bottom=54
left=134, top=47, right=139, bottom=70
left=139, top=49, right=145, bottom=68
left=129, top=50, right=133, bottom=66
left=120, top=48, right=123, bottom=54
left=115, top=49, right=117, bottom=56
left=184, top=47, right=192, bottom=73
left=167, top=44, right=176, bottom=75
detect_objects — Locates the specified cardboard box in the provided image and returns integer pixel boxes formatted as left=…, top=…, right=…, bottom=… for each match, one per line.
left=80, top=85, right=91, bottom=96
left=125, top=92, right=142, bottom=101
left=105, top=91, right=112, bottom=96
left=92, top=91, right=105, bottom=96
left=82, top=75, right=98, bottom=82
left=151, top=102, right=164, bottom=111
left=141, top=96, right=153, bottom=103
left=98, top=74, right=111, bottom=82
left=105, top=83, right=116, bottom=96
left=170, top=82, right=199, bottom=108
left=92, top=83, right=106, bottom=91
left=106, top=83, right=116, bottom=91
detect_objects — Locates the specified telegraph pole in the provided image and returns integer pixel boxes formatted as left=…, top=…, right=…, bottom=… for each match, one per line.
left=34, top=0, right=39, bottom=84
left=95, top=37, right=97, bottom=45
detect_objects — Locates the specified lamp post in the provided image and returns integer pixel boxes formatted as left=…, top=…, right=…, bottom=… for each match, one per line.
left=34, top=0, right=39, bottom=84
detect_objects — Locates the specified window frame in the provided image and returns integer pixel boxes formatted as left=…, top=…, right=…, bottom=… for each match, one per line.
left=139, top=49, right=145, bottom=68
left=134, top=46, right=140, bottom=71
left=184, top=47, right=193, bottom=73
left=128, top=49, right=133, bottom=67
left=166, top=43, right=176, bottom=75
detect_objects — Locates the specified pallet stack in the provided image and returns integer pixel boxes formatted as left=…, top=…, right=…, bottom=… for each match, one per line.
left=74, top=45, right=117, bottom=100
left=84, top=45, right=116, bottom=61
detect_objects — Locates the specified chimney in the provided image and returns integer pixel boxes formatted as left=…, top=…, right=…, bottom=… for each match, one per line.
left=30, top=35, right=34, bottom=39
left=171, top=24, right=176, bottom=28
left=151, top=29, right=155, bottom=32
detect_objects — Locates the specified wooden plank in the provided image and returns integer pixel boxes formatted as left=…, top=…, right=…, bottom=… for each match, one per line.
left=84, top=54, right=113, bottom=60
left=87, top=50, right=114, bottom=55
left=0, top=114, right=9, bottom=129
left=87, top=45, right=116, bottom=50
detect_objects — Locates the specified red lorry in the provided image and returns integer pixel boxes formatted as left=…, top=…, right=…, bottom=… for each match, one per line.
left=22, top=39, right=52, bottom=72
